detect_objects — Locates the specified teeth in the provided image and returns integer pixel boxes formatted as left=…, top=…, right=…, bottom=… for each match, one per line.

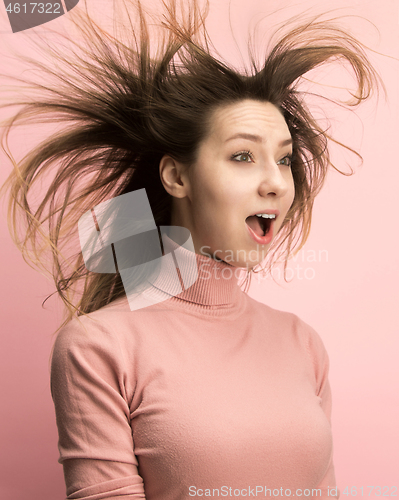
left=255, top=213, right=276, bottom=219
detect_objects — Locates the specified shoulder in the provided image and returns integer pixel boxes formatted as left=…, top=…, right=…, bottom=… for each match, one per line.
left=53, top=295, right=145, bottom=344
left=244, top=294, right=310, bottom=331
left=52, top=310, right=117, bottom=352
left=248, top=297, right=331, bottom=395
left=50, top=300, right=133, bottom=373
left=245, top=294, right=329, bottom=364
left=50, top=295, right=166, bottom=369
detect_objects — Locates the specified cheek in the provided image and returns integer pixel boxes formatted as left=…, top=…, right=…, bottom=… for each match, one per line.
left=187, top=167, right=214, bottom=210
left=193, top=169, right=234, bottom=211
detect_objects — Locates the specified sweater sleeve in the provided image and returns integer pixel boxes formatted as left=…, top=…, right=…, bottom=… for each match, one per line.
left=50, top=315, right=146, bottom=499
left=300, top=317, right=340, bottom=500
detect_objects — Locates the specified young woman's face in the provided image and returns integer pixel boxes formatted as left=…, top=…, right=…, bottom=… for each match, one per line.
left=166, top=99, right=296, bottom=270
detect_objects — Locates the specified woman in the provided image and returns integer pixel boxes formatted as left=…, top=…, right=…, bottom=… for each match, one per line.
left=0, top=0, right=383, bottom=498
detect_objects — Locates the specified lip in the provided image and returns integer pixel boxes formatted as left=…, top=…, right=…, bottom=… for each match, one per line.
left=246, top=219, right=275, bottom=245
left=245, top=210, right=279, bottom=245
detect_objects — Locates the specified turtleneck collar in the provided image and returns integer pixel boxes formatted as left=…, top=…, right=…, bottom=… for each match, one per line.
left=119, top=233, right=248, bottom=316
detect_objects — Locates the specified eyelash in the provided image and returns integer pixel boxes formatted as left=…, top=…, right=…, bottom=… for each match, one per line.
left=231, top=150, right=293, bottom=167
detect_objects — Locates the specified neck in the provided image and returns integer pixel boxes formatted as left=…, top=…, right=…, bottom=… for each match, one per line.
left=119, top=231, right=248, bottom=315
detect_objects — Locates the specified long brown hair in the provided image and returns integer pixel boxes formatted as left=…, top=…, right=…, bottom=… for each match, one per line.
left=0, top=0, right=384, bottom=333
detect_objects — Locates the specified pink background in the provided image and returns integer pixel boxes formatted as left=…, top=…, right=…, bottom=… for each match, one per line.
left=0, top=0, right=398, bottom=499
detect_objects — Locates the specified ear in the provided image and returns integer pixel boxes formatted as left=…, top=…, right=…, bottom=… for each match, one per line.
left=159, top=155, right=190, bottom=199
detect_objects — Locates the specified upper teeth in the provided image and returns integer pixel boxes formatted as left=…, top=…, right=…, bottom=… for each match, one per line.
left=255, top=213, right=276, bottom=219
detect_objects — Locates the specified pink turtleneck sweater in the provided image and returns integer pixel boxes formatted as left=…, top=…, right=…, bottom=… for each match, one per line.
left=50, top=235, right=339, bottom=500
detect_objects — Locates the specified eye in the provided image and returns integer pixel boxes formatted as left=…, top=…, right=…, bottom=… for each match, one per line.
left=278, top=154, right=293, bottom=167
left=231, top=150, right=254, bottom=163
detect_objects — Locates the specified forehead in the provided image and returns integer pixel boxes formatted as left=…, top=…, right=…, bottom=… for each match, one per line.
left=206, top=99, right=290, bottom=142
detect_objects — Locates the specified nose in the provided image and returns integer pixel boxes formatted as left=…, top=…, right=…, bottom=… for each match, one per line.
left=258, top=159, right=291, bottom=198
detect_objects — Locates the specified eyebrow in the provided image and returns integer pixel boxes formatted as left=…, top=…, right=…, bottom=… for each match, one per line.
left=224, top=133, right=293, bottom=148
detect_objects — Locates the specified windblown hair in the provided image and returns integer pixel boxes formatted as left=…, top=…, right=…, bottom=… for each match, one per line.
left=0, top=0, right=383, bottom=332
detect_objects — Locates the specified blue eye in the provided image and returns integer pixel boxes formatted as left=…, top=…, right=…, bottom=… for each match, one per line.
left=278, top=154, right=293, bottom=167
left=231, top=151, right=253, bottom=162
left=231, top=151, right=293, bottom=165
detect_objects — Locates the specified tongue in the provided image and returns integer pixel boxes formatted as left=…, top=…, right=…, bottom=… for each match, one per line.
left=246, top=215, right=264, bottom=237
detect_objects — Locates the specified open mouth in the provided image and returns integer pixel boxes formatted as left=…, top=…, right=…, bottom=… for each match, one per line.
left=245, top=215, right=273, bottom=237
